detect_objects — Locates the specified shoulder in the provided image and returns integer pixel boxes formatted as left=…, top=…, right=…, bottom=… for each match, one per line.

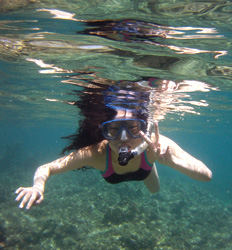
left=81, top=140, right=108, bottom=171
left=91, top=140, right=108, bottom=155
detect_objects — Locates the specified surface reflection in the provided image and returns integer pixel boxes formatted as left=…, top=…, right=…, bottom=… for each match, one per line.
left=52, top=69, right=216, bottom=121
left=0, top=4, right=230, bottom=127
left=78, top=19, right=227, bottom=58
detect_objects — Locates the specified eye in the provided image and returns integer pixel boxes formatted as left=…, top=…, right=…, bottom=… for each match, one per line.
left=127, top=121, right=138, bottom=128
left=128, top=125, right=139, bottom=135
left=109, top=126, right=120, bottom=136
left=129, top=125, right=138, bottom=130
left=110, top=125, right=120, bottom=130
left=110, top=127, right=119, bottom=131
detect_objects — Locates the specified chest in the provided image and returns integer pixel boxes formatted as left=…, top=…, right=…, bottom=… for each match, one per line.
left=111, top=154, right=142, bottom=174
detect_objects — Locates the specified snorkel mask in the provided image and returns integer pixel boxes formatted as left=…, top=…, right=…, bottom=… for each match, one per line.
left=101, top=119, right=153, bottom=166
left=117, top=121, right=153, bottom=166
left=101, top=119, right=146, bottom=140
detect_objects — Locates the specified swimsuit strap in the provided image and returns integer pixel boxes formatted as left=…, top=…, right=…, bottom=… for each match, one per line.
left=101, top=144, right=115, bottom=177
left=140, top=150, right=153, bottom=170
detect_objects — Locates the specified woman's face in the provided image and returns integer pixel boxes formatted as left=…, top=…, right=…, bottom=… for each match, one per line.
left=108, top=110, right=144, bottom=154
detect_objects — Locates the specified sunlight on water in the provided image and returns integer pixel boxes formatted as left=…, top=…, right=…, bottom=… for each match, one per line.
left=0, top=0, right=232, bottom=249
left=0, top=1, right=231, bottom=130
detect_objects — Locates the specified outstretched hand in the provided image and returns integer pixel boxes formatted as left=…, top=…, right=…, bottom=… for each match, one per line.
left=15, top=187, right=44, bottom=209
left=139, top=121, right=172, bottom=164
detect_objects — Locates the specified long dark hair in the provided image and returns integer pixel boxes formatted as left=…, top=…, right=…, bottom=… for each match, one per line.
left=61, top=82, right=149, bottom=154
left=61, top=90, right=117, bottom=154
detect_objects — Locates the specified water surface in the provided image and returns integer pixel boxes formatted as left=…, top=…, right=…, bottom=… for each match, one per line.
left=0, top=1, right=232, bottom=249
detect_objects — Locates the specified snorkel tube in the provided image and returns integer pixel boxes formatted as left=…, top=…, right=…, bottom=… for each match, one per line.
left=118, top=121, right=153, bottom=166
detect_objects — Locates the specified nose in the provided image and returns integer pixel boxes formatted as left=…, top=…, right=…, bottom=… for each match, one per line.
left=120, top=129, right=129, bottom=141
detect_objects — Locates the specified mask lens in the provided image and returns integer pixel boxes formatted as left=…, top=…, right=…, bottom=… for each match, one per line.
left=101, top=121, right=120, bottom=139
left=102, top=119, right=146, bottom=140
left=126, top=120, right=140, bottom=137
left=107, top=121, right=121, bottom=138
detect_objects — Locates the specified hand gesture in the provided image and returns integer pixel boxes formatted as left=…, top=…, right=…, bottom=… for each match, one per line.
left=140, top=121, right=172, bottom=164
left=15, top=187, right=44, bottom=209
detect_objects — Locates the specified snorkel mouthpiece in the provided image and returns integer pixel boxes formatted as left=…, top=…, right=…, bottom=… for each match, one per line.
left=117, top=121, right=153, bottom=166
left=118, top=147, right=134, bottom=166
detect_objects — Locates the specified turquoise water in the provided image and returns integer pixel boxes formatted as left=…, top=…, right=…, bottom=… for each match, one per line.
left=0, top=1, right=232, bottom=249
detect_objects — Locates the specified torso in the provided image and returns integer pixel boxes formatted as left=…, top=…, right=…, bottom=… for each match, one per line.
left=101, top=144, right=153, bottom=184
left=90, top=139, right=156, bottom=170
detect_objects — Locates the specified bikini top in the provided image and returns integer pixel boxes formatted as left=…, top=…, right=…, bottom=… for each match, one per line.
left=101, top=144, right=153, bottom=184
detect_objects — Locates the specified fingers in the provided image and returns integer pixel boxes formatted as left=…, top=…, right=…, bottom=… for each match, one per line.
left=140, top=130, right=161, bottom=155
left=154, top=120, right=159, bottom=143
left=15, top=188, right=27, bottom=202
left=35, top=194, right=44, bottom=205
left=15, top=187, right=24, bottom=194
left=166, top=145, right=171, bottom=155
left=20, top=191, right=32, bottom=209
left=15, top=187, right=43, bottom=209
left=26, top=193, right=38, bottom=210
left=139, top=131, right=154, bottom=147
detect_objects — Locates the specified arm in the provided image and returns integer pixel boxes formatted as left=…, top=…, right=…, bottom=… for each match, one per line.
left=158, top=134, right=212, bottom=181
left=140, top=121, right=212, bottom=182
left=15, top=143, right=106, bottom=209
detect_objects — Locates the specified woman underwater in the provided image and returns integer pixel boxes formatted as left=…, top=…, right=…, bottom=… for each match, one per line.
left=15, top=83, right=212, bottom=210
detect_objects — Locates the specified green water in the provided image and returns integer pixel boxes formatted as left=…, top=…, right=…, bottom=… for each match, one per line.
left=0, top=0, right=232, bottom=249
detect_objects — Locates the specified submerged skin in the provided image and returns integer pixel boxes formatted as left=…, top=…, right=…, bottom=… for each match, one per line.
left=15, top=110, right=212, bottom=209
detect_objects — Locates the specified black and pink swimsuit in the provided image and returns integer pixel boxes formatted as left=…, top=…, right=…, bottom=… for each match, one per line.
left=101, top=144, right=153, bottom=184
